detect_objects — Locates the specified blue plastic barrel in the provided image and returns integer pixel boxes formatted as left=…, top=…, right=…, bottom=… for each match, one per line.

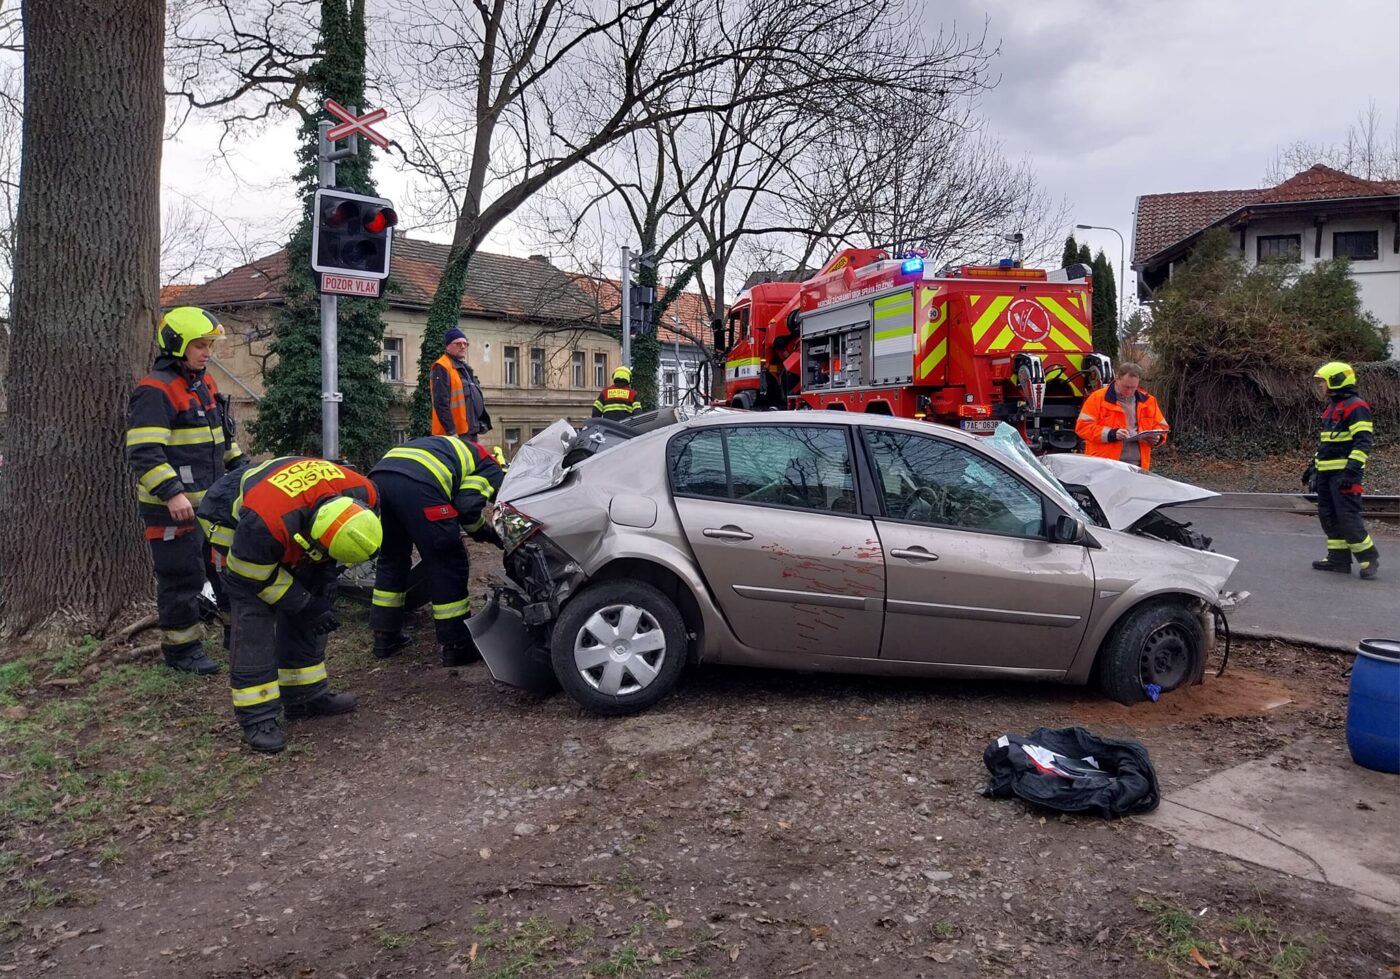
left=1347, top=638, right=1400, bottom=774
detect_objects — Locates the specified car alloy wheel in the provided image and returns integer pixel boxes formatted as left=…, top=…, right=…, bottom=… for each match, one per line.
left=572, top=603, right=668, bottom=696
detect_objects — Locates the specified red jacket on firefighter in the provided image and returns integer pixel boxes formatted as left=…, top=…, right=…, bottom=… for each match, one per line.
left=1076, top=378, right=1169, bottom=470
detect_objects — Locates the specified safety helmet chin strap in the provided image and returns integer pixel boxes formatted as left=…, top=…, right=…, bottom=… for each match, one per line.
left=293, top=532, right=327, bottom=563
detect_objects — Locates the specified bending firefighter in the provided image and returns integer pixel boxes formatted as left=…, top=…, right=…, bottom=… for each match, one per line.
left=592, top=366, right=640, bottom=418
left=126, top=307, right=245, bottom=675
left=1304, top=362, right=1379, bottom=580
left=198, top=458, right=382, bottom=752
left=369, top=436, right=505, bottom=665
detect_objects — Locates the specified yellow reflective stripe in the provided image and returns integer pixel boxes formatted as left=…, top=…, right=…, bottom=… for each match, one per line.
left=372, top=589, right=406, bottom=608
left=1077, top=412, right=1095, bottom=421
left=207, top=526, right=234, bottom=548
left=1326, top=539, right=1349, bottom=549
left=231, top=682, right=280, bottom=708
left=126, top=426, right=171, bottom=446
left=463, top=513, right=486, bottom=533
left=592, top=400, right=606, bottom=411
left=724, top=357, right=763, bottom=369
left=1348, top=450, right=1368, bottom=463
left=1315, top=459, right=1347, bottom=471
left=278, top=663, right=328, bottom=686
left=137, top=488, right=164, bottom=505
left=1351, top=536, right=1375, bottom=552
left=447, top=437, right=474, bottom=479
left=385, top=447, right=453, bottom=498
left=168, top=426, right=217, bottom=446
left=161, top=624, right=203, bottom=645
left=258, top=568, right=295, bottom=605
left=1039, top=296, right=1093, bottom=347
left=1349, top=421, right=1374, bottom=434
left=873, top=325, right=913, bottom=341
left=918, top=338, right=947, bottom=379
left=226, top=554, right=277, bottom=581
left=970, top=296, right=1013, bottom=344
left=224, top=442, right=243, bottom=462
left=432, top=598, right=470, bottom=620
left=139, top=463, right=180, bottom=491
left=186, top=490, right=206, bottom=505
left=460, top=474, right=494, bottom=499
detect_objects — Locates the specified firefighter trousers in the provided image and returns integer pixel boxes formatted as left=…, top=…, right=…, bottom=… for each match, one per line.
left=148, top=527, right=207, bottom=661
left=224, top=573, right=329, bottom=726
left=369, top=471, right=472, bottom=646
left=1316, top=472, right=1378, bottom=565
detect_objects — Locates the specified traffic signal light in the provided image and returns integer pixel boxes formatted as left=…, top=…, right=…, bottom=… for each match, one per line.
left=311, top=189, right=399, bottom=280
left=628, top=283, right=655, bottom=338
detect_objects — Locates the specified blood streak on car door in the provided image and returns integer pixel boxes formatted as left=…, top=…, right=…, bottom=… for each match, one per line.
left=668, top=423, right=885, bottom=658
left=860, top=427, right=1093, bottom=674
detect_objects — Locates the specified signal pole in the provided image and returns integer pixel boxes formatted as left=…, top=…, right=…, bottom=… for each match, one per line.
left=620, top=246, right=633, bottom=369
left=318, top=121, right=343, bottom=460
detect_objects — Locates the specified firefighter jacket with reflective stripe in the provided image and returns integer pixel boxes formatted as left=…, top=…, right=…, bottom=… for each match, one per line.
left=371, top=436, right=504, bottom=532
left=430, top=355, right=489, bottom=436
left=218, top=457, right=377, bottom=612
left=127, top=356, right=245, bottom=526
left=1314, top=391, right=1374, bottom=474
left=1075, top=384, right=1169, bottom=469
left=592, top=384, right=639, bottom=418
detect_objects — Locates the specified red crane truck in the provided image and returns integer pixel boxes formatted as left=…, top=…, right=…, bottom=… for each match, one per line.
left=717, top=249, right=1111, bottom=451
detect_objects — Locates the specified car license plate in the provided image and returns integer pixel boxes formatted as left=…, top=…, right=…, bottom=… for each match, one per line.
left=960, top=419, right=998, bottom=433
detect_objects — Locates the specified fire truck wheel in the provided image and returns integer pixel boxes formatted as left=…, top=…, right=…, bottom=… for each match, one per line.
left=550, top=580, right=688, bottom=716
left=1095, top=600, right=1204, bottom=705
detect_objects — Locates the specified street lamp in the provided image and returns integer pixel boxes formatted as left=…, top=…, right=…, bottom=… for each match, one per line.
left=1076, top=223, right=1126, bottom=333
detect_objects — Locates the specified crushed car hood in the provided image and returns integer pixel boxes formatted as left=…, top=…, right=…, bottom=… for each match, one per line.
left=1041, top=453, right=1218, bottom=529
left=497, top=419, right=576, bottom=504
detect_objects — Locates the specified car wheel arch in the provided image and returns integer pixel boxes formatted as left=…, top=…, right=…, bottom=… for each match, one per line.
left=590, top=557, right=706, bottom=664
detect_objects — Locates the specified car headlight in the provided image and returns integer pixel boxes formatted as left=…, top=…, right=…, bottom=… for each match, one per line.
left=494, top=502, right=543, bottom=554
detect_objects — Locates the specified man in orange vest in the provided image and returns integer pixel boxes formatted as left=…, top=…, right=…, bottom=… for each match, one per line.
left=1074, top=362, right=1169, bottom=470
left=430, top=328, right=490, bottom=437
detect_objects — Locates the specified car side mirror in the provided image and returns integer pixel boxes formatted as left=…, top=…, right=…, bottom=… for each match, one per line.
left=1052, top=513, right=1084, bottom=545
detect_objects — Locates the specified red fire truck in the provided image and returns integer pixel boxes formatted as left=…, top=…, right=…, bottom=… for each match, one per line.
left=718, top=248, right=1110, bottom=450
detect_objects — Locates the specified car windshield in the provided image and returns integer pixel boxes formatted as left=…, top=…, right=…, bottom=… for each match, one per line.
left=982, top=423, right=1092, bottom=521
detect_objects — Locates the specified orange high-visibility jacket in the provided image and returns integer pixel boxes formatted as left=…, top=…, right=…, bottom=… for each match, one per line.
left=1075, top=384, right=1169, bottom=469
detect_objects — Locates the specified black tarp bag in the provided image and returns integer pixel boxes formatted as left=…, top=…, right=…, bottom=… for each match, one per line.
left=982, top=726, right=1160, bottom=819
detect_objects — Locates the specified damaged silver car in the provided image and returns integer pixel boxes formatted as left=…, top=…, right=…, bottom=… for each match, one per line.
left=471, top=410, right=1247, bottom=715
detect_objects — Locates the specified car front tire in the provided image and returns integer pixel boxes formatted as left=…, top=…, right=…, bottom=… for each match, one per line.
left=1096, top=600, right=1205, bottom=705
left=550, top=580, right=687, bottom=715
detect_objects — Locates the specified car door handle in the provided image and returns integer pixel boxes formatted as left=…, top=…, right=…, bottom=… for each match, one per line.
left=890, top=547, right=938, bottom=562
left=703, top=526, right=754, bottom=541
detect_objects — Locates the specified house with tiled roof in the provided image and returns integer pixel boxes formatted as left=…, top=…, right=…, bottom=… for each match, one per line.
left=1133, top=165, right=1400, bottom=353
left=169, top=235, right=711, bottom=454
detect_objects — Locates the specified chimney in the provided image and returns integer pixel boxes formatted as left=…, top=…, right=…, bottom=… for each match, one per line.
left=528, top=253, right=551, bottom=264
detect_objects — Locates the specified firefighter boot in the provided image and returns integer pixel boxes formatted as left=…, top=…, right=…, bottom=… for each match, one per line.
left=284, top=689, right=358, bottom=720
left=373, top=631, right=411, bottom=659
left=1359, top=555, right=1380, bottom=581
left=242, top=717, right=286, bottom=754
left=1311, top=558, right=1352, bottom=574
left=165, top=645, right=222, bottom=675
left=441, top=637, right=481, bottom=668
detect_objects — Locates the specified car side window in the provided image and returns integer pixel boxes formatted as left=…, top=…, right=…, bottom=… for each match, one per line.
left=668, top=428, right=729, bottom=499
left=725, top=426, right=856, bottom=513
left=862, top=429, right=1044, bottom=536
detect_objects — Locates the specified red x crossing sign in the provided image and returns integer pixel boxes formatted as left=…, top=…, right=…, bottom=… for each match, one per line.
left=325, top=99, right=389, bottom=148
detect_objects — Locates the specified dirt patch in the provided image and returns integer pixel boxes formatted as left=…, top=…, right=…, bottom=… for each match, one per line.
left=1067, top=666, right=1311, bottom=727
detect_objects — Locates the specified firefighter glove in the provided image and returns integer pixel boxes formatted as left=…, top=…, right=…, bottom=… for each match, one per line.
left=305, top=597, right=341, bottom=636
left=1300, top=462, right=1316, bottom=489
left=467, top=522, right=502, bottom=548
left=1339, top=464, right=1363, bottom=492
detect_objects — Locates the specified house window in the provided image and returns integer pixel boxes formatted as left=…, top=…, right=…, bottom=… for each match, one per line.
left=593, top=353, right=608, bottom=388
left=1333, top=230, right=1379, bottom=261
left=1256, top=234, right=1301, bottom=262
left=504, top=426, right=522, bottom=457
left=381, top=337, right=403, bottom=382
left=571, top=351, right=585, bottom=388
left=662, top=369, right=677, bottom=405
left=503, top=345, right=519, bottom=385
left=530, top=347, right=545, bottom=387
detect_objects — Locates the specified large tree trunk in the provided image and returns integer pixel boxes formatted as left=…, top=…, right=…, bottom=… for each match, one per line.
left=0, top=0, right=164, bottom=634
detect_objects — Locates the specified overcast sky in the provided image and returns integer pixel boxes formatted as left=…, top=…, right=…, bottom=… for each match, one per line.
left=161, top=0, right=1400, bottom=294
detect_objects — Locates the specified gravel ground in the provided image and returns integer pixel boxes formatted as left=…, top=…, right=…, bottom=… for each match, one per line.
left=5, top=543, right=1397, bottom=979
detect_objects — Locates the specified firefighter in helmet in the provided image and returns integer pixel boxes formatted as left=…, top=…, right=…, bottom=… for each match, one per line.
left=126, top=307, right=245, bottom=675
left=1304, top=361, right=1378, bottom=579
left=199, top=458, right=381, bottom=753
left=592, top=365, right=640, bottom=418
left=368, top=435, right=505, bottom=666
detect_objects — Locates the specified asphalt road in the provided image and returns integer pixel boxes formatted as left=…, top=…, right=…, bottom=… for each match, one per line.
left=1173, top=496, right=1398, bottom=651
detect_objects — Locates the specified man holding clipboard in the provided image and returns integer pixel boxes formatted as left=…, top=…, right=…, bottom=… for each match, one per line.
left=1075, top=362, right=1170, bottom=470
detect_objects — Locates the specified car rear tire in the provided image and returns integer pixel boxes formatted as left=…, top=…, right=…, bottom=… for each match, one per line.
left=550, top=580, right=687, bottom=715
left=1096, top=601, right=1204, bottom=705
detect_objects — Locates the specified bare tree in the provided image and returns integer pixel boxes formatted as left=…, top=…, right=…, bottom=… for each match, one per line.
left=1264, top=101, right=1400, bottom=183
left=2, top=0, right=165, bottom=634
